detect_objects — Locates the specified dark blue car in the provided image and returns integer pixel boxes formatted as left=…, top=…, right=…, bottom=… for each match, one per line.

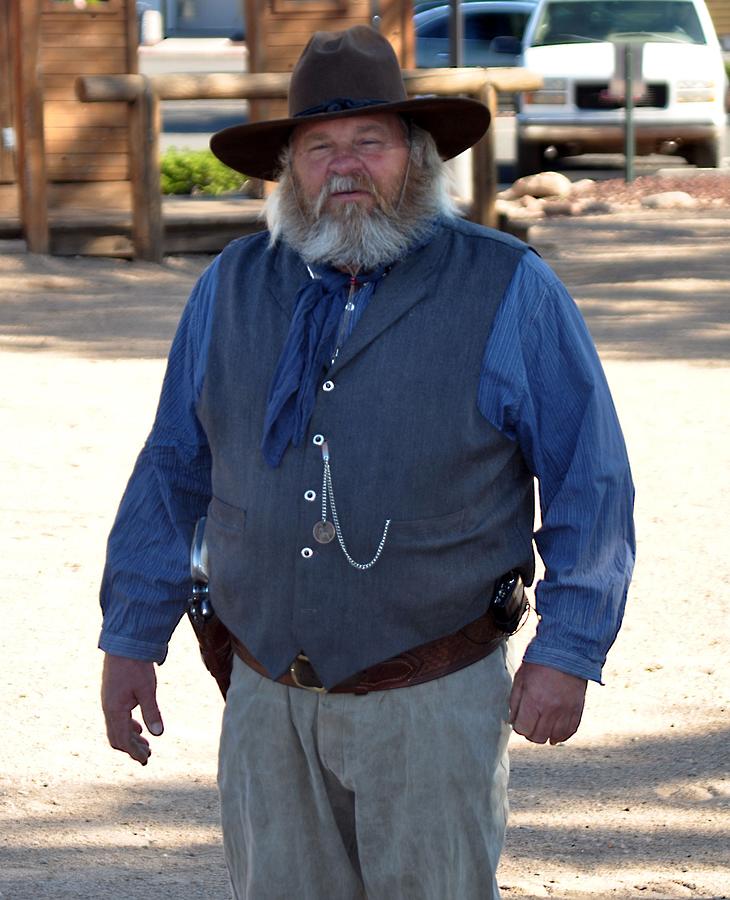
left=415, top=1, right=537, bottom=67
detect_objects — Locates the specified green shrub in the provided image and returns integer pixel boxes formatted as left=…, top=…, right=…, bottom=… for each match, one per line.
left=160, top=148, right=248, bottom=196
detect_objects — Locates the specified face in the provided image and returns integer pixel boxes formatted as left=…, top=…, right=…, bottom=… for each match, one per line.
left=290, top=113, right=411, bottom=215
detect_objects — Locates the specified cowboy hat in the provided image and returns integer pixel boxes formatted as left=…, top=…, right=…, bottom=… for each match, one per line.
left=210, top=25, right=490, bottom=181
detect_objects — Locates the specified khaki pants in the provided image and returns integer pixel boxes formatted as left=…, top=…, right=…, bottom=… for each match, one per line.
left=218, top=645, right=512, bottom=900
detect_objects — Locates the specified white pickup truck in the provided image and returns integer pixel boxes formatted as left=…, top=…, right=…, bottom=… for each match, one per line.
left=516, top=0, right=728, bottom=174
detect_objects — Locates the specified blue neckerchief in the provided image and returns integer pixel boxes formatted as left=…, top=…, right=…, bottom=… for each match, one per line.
left=261, top=263, right=388, bottom=468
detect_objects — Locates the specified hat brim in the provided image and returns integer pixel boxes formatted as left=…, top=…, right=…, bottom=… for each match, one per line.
left=209, top=96, right=490, bottom=181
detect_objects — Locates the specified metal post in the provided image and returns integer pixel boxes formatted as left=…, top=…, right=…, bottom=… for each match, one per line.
left=370, top=0, right=381, bottom=30
left=449, top=0, right=463, bottom=67
left=624, top=43, right=635, bottom=183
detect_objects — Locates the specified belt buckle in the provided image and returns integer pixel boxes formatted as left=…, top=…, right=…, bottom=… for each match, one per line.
left=289, top=653, right=327, bottom=693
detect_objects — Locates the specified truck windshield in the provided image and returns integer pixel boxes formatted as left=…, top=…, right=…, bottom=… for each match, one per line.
left=532, top=0, right=706, bottom=46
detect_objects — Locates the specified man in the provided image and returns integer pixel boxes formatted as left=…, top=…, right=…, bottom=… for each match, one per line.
left=100, top=25, right=634, bottom=899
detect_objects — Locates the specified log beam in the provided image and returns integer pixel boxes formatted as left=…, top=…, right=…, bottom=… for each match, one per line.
left=74, top=66, right=543, bottom=255
left=12, top=0, right=49, bottom=253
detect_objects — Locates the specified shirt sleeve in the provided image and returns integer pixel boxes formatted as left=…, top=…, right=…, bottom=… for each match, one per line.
left=98, top=257, right=219, bottom=663
left=478, top=250, right=635, bottom=683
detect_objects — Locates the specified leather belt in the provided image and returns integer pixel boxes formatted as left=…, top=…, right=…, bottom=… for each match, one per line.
left=230, top=607, right=506, bottom=695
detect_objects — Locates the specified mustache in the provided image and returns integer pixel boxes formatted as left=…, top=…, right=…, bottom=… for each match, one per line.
left=313, top=173, right=392, bottom=218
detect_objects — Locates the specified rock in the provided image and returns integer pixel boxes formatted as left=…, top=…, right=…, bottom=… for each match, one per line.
left=542, top=199, right=576, bottom=216
left=495, top=197, right=544, bottom=220
left=641, top=191, right=698, bottom=209
left=494, top=198, right=518, bottom=215
left=570, top=178, right=596, bottom=195
left=575, top=199, right=616, bottom=215
left=510, top=171, right=573, bottom=199
left=520, top=195, right=545, bottom=211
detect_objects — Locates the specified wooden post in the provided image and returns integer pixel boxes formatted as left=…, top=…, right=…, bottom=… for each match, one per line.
left=127, top=76, right=163, bottom=262
left=12, top=0, right=49, bottom=253
left=471, top=82, right=498, bottom=228
left=125, top=0, right=140, bottom=75
left=1, top=0, right=17, bottom=184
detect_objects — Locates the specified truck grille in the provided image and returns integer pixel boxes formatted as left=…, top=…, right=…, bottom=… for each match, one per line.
left=575, top=83, right=668, bottom=109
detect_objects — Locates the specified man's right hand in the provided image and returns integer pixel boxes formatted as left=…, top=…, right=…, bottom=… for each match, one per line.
left=101, top=654, right=164, bottom=766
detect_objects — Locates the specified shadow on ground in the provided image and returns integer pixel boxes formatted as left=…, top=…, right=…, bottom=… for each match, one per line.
left=529, top=213, right=730, bottom=362
left=0, top=779, right=229, bottom=900
left=1, top=727, right=727, bottom=899
left=506, top=726, right=730, bottom=872
left=0, top=254, right=208, bottom=360
left=1, top=211, right=729, bottom=363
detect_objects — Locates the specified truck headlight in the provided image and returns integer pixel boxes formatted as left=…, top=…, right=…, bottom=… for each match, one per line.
left=524, top=78, right=568, bottom=105
left=677, top=80, right=717, bottom=102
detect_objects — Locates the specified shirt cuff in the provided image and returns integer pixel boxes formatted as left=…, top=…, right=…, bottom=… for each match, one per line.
left=521, top=641, right=604, bottom=684
left=98, top=629, right=169, bottom=665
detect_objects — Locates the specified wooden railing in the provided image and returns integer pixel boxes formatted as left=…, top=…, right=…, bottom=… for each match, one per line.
left=76, top=68, right=541, bottom=262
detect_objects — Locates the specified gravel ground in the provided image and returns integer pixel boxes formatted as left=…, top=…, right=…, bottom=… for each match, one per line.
left=0, top=206, right=728, bottom=900
left=571, top=171, right=730, bottom=208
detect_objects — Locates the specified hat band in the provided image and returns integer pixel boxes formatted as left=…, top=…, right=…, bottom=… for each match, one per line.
left=294, top=97, right=390, bottom=118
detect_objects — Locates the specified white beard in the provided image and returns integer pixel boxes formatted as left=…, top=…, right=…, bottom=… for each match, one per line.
left=265, top=155, right=454, bottom=272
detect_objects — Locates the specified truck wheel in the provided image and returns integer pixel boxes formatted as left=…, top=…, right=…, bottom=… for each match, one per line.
left=516, top=139, right=545, bottom=177
left=683, top=137, right=724, bottom=168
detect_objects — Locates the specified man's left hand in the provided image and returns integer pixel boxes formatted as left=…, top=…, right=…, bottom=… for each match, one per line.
left=509, top=662, right=587, bottom=745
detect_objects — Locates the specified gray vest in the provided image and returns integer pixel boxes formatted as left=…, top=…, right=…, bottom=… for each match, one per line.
left=197, top=217, right=535, bottom=688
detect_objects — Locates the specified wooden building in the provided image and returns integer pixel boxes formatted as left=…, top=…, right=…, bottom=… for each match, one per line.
left=707, top=0, right=730, bottom=41
left=0, top=0, right=138, bottom=253
left=243, top=0, right=414, bottom=122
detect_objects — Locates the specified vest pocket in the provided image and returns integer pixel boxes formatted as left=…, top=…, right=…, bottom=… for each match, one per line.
left=205, top=497, right=248, bottom=622
left=208, top=496, right=247, bottom=532
left=387, top=505, right=471, bottom=546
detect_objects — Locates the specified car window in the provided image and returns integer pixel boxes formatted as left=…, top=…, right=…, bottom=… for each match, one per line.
left=532, top=0, right=706, bottom=46
left=417, top=17, right=449, bottom=39
left=465, top=10, right=532, bottom=41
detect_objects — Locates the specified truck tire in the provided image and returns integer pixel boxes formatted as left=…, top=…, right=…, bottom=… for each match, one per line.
left=683, top=136, right=724, bottom=168
left=516, top=139, right=545, bottom=178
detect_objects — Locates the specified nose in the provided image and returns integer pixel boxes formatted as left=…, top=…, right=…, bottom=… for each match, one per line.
left=327, top=151, right=364, bottom=176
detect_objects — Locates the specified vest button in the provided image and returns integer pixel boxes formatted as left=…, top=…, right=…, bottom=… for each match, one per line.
left=312, top=434, right=325, bottom=446
left=322, top=380, right=335, bottom=392
left=304, top=490, right=316, bottom=502
left=301, top=547, right=314, bottom=559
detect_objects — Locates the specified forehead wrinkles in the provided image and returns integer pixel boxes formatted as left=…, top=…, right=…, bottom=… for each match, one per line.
left=292, top=113, right=406, bottom=151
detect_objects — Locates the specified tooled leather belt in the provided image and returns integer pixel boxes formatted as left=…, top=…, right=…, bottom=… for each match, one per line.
left=230, top=607, right=506, bottom=695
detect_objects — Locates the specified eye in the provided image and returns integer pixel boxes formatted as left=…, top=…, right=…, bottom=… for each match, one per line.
left=358, top=138, right=385, bottom=154
left=305, top=143, right=331, bottom=157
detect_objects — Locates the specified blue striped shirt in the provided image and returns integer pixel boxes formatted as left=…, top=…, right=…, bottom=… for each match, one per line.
left=100, top=246, right=635, bottom=683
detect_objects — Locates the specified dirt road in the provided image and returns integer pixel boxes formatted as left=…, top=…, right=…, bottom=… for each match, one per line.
left=0, top=211, right=728, bottom=899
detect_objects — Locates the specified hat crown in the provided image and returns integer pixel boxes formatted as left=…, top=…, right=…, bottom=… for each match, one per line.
left=210, top=25, right=490, bottom=181
left=288, top=26, right=408, bottom=118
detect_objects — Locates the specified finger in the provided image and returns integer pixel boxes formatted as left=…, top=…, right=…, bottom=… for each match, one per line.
left=508, top=671, right=525, bottom=724
left=105, top=710, right=152, bottom=765
left=128, top=732, right=152, bottom=766
left=548, top=708, right=583, bottom=745
left=134, top=676, right=164, bottom=737
left=521, top=708, right=551, bottom=744
left=140, top=693, right=164, bottom=737
left=510, top=697, right=540, bottom=740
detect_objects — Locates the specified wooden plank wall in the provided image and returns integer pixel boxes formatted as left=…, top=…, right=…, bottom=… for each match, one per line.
left=40, top=0, right=136, bottom=206
left=0, top=1, right=16, bottom=184
left=706, top=0, right=730, bottom=37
